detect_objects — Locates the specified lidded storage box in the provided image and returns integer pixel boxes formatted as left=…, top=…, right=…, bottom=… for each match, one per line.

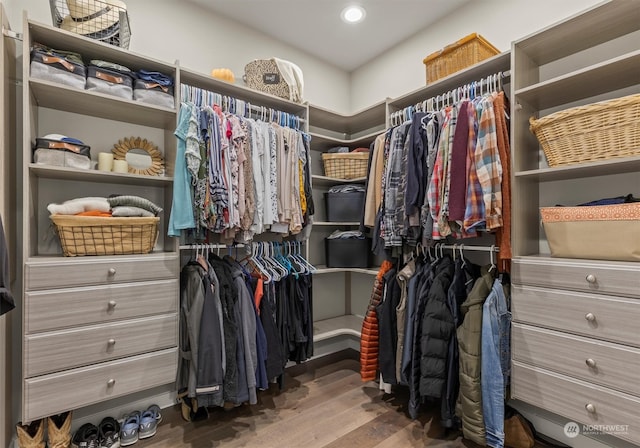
left=423, top=33, right=500, bottom=84
left=540, top=203, right=640, bottom=261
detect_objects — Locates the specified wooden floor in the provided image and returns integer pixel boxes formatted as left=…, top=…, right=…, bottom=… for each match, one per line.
left=134, top=351, right=536, bottom=448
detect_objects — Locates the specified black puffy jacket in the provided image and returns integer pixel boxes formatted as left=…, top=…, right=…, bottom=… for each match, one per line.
left=419, top=256, right=455, bottom=398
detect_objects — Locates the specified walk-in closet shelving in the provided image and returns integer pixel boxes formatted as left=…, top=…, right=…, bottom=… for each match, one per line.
left=306, top=102, right=386, bottom=351
left=510, top=2, right=640, bottom=446
left=20, top=16, right=180, bottom=423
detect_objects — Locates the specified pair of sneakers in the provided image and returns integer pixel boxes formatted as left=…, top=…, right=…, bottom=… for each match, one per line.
left=120, top=405, right=162, bottom=447
left=71, top=417, right=120, bottom=448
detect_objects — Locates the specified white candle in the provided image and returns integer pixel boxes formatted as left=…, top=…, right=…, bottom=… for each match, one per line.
left=112, top=160, right=129, bottom=173
left=97, top=152, right=114, bottom=171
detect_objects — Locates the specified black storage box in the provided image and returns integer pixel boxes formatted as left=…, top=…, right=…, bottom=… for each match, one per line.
left=324, top=191, right=365, bottom=222
left=325, top=237, right=371, bottom=268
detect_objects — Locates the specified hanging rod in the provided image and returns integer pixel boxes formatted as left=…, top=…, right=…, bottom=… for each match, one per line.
left=435, top=244, right=499, bottom=253
left=180, top=83, right=306, bottom=129
left=390, top=70, right=511, bottom=126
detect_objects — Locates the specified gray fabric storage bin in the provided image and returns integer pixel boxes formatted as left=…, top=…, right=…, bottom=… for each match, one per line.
left=30, top=49, right=86, bottom=89
left=86, top=65, right=133, bottom=99
left=133, top=80, right=175, bottom=109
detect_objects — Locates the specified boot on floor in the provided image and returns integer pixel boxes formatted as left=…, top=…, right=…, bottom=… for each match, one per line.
left=16, top=419, right=45, bottom=448
left=47, top=411, right=72, bottom=448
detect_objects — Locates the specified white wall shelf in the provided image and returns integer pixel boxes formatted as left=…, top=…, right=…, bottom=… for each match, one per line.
left=313, top=221, right=360, bottom=226
left=514, top=155, right=640, bottom=182
left=312, top=175, right=366, bottom=186
left=314, top=266, right=378, bottom=276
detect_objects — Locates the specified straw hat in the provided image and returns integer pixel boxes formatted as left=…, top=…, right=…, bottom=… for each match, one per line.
left=60, top=0, right=127, bottom=36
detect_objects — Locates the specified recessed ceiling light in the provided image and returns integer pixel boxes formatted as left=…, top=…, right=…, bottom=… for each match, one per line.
left=341, top=5, right=366, bottom=24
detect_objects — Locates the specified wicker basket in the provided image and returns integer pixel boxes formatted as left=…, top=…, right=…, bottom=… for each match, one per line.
left=529, top=93, right=640, bottom=167
left=322, top=152, right=369, bottom=179
left=423, top=33, right=500, bottom=84
left=51, top=215, right=159, bottom=256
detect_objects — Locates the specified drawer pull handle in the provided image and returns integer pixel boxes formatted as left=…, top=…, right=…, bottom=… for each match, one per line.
left=585, top=358, right=597, bottom=368
left=585, top=403, right=596, bottom=413
left=585, top=313, right=596, bottom=322
left=107, top=379, right=116, bottom=387
left=107, top=339, right=116, bottom=346
left=108, top=300, right=117, bottom=309
left=585, top=274, right=596, bottom=284
left=108, top=268, right=117, bottom=275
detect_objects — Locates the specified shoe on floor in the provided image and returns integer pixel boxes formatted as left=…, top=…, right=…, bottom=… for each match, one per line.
left=138, top=410, right=158, bottom=440
left=98, top=416, right=121, bottom=448
left=47, top=411, right=72, bottom=448
left=145, top=404, right=162, bottom=424
left=119, top=413, right=140, bottom=447
left=71, top=423, right=99, bottom=448
left=16, top=419, right=45, bottom=448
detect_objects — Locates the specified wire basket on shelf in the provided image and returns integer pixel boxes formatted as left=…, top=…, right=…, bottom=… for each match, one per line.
left=321, top=152, right=369, bottom=180
left=50, top=215, right=159, bottom=256
left=49, top=0, right=131, bottom=49
left=529, top=93, right=640, bottom=167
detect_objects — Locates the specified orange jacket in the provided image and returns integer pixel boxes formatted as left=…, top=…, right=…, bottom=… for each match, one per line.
left=360, top=260, right=393, bottom=382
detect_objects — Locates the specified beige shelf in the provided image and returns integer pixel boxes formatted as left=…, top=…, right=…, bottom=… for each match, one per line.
left=514, top=155, right=640, bottom=181
left=28, top=20, right=176, bottom=74
left=313, top=221, right=359, bottom=226
left=179, top=67, right=307, bottom=115
left=29, top=78, right=176, bottom=129
left=313, top=314, right=363, bottom=342
left=312, top=175, right=366, bottom=186
left=308, top=101, right=386, bottom=136
left=513, top=1, right=640, bottom=66
left=314, top=265, right=379, bottom=275
left=29, top=164, right=173, bottom=186
left=514, top=50, right=640, bottom=109
left=309, top=130, right=382, bottom=151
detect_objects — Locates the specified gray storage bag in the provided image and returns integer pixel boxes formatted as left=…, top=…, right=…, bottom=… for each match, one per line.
left=30, top=48, right=86, bottom=89
left=86, top=65, right=133, bottom=100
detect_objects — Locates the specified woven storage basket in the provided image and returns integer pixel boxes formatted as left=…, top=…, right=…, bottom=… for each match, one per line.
left=322, top=152, right=369, bottom=179
left=423, top=33, right=500, bottom=84
left=51, top=215, right=159, bottom=256
left=530, top=93, right=640, bottom=167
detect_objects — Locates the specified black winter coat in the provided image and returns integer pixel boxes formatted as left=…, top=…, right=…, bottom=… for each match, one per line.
left=419, top=256, right=455, bottom=398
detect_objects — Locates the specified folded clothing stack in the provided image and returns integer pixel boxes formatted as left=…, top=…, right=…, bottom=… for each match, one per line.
left=47, top=195, right=163, bottom=218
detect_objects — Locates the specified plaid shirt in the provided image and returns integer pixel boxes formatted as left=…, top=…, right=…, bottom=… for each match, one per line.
left=383, top=123, right=410, bottom=247
left=464, top=99, right=485, bottom=232
left=427, top=109, right=451, bottom=240
left=475, top=97, right=503, bottom=230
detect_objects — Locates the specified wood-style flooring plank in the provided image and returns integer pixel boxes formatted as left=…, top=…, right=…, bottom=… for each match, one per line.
left=135, top=352, right=552, bottom=448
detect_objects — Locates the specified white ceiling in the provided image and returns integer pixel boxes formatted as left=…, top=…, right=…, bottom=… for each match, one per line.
left=186, top=0, right=473, bottom=72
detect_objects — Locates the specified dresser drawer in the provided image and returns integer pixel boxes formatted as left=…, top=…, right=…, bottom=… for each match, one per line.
left=25, top=314, right=177, bottom=377
left=23, top=347, right=177, bottom=422
left=512, top=323, right=640, bottom=396
left=513, top=258, right=640, bottom=298
left=512, top=361, right=640, bottom=446
left=25, top=279, right=178, bottom=333
left=25, top=253, right=178, bottom=290
left=512, top=285, right=640, bottom=347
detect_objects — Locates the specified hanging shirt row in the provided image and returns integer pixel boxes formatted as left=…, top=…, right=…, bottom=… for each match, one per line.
left=177, top=249, right=313, bottom=420
left=362, top=90, right=511, bottom=268
left=169, top=88, right=314, bottom=244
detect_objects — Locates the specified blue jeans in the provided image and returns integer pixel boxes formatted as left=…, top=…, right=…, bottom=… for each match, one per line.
left=481, top=279, right=511, bottom=448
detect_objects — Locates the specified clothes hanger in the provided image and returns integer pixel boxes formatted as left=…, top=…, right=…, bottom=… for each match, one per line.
left=459, top=244, right=466, bottom=268
left=489, top=244, right=497, bottom=272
